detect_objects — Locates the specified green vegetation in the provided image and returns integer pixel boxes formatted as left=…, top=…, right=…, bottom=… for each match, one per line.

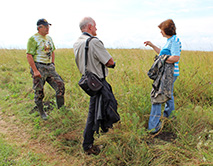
left=0, top=136, right=51, bottom=166
left=0, top=49, right=212, bottom=165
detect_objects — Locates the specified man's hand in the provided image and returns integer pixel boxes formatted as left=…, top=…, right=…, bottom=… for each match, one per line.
left=27, top=54, right=42, bottom=78
left=107, top=62, right=116, bottom=68
left=106, top=58, right=115, bottom=68
left=33, top=70, right=42, bottom=78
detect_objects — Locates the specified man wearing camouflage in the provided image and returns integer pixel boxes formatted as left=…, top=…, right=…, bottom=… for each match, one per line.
left=26, top=18, right=65, bottom=120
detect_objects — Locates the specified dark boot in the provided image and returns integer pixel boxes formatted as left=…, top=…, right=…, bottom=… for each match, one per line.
left=38, top=104, right=48, bottom=120
left=84, top=145, right=101, bottom=155
left=56, top=96, right=64, bottom=109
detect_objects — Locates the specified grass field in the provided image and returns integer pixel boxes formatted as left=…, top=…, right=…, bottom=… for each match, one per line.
left=0, top=48, right=212, bottom=166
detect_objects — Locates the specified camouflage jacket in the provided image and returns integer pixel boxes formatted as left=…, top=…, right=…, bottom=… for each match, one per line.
left=148, top=55, right=174, bottom=104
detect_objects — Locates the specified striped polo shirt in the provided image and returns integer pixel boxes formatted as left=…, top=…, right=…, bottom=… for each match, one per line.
left=159, top=35, right=182, bottom=76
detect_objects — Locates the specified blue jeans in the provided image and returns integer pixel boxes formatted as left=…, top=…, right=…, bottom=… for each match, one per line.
left=148, top=76, right=178, bottom=133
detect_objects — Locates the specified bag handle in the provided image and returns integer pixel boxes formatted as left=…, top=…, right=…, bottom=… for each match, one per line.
left=83, top=33, right=105, bottom=78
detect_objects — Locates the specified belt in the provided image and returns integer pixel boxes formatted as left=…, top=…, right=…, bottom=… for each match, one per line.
left=35, top=62, right=52, bottom=66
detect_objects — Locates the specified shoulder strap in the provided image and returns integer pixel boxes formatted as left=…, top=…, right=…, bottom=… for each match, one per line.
left=85, top=37, right=95, bottom=72
left=84, top=37, right=105, bottom=78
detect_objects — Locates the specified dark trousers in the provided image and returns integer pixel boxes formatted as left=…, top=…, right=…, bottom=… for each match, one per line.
left=83, top=95, right=96, bottom=150
left=82, top=79, right=113, bottom=151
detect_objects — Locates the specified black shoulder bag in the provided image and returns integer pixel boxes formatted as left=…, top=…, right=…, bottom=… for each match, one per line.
left=78, top=37, right=105, bottom=96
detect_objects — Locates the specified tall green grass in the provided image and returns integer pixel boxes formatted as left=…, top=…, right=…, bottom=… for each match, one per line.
left=0, top=49, right=212, bottom=165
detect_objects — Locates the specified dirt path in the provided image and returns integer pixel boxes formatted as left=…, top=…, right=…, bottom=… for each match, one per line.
left=0, top=113, right=78, bottom=166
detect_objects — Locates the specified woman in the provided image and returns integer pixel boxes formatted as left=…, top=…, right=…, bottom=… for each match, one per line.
left=144, top=19, right=182, bottom=133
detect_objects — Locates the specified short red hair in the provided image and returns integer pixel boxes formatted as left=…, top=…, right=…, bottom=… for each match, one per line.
left=158, top=19, right=176, bottom=36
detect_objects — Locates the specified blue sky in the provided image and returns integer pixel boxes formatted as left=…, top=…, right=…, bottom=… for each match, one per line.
left=0, top=0, right=213, bottom=51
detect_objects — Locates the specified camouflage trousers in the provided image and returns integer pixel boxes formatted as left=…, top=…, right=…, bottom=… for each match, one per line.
left=31, top=63, right=65, bottom=109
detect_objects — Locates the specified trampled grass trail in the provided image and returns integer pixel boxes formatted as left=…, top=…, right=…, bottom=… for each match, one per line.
left=0, top=113, right=78, bottom=166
